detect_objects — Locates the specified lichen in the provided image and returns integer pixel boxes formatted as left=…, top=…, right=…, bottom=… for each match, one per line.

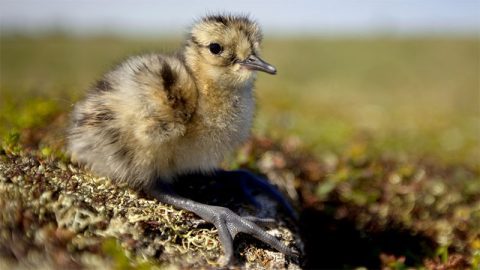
left=0, top=148, right=301, bottom=269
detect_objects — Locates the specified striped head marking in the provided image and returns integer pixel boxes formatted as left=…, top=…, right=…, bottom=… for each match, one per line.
left=185, top=14, right=276, bottom=87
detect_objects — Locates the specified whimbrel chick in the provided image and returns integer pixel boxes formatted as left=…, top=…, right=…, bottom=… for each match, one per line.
left=68, top=14, right=295, bottom=264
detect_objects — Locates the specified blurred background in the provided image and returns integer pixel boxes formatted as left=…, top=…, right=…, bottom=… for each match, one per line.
left=1, top=0, right=479, bottom=165
left=1, top=1, right=479, bottom=269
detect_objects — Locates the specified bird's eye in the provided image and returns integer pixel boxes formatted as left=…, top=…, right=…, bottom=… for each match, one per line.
left=209, top=43, right=223, bottom=55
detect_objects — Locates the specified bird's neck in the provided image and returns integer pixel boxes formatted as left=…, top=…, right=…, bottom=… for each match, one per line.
left=194, top=72, right=253, bottom=126
left=183, top=55, right=251, bottom=112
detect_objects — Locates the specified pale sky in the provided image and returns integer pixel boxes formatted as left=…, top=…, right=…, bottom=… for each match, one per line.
left=1, top=0, right=479, bottom=36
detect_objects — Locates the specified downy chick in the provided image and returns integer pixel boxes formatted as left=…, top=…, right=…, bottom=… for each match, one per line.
left=68, top=14, right=294, bottom=264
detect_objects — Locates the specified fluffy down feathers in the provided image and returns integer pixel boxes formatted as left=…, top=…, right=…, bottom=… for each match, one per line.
left=68, top=15, right=265, bottom=188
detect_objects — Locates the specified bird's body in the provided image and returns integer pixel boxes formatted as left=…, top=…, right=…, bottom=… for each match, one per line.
left=69, top=53, right=254, bottom=186
left=68, top=14, right=293, bottom=264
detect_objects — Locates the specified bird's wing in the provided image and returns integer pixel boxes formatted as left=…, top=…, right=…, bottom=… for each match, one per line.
left=105, top=54, right=198, bottom=145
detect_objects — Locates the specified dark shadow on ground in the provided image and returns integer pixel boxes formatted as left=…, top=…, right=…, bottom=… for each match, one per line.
left=300, top=206, right=437, bottom=269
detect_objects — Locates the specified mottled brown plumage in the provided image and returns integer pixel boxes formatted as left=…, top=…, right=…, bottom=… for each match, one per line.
left=68, top=15, right=274, bottom=186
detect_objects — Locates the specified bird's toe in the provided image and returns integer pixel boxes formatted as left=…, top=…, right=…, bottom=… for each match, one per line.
left=204, top=206, right=295, bottom=265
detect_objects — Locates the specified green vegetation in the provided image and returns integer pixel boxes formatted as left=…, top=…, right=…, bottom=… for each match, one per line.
left=1, top=34, right=478, bottom=269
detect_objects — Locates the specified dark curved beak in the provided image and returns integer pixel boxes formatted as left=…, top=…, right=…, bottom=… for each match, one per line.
left=239, top=54, right=277, bottom=75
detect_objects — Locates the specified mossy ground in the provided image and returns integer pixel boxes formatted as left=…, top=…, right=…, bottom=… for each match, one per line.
left=0, top=143, right=300, bottom=269
left=0, top=35, right=479, bottom=269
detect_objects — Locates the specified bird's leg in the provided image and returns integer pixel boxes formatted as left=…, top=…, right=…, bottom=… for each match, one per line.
left=147, top=188, right=296, bottom=265
left=213, top=170, right=298, bottom=220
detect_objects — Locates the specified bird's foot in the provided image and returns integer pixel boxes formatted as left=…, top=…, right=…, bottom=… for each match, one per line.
left=191, top=204, right=297, bottom=265
left=148, top=190, right=298, bottom=266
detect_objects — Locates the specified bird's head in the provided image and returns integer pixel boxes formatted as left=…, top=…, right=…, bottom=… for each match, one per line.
left=184, top=14, right=276, bottom=88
